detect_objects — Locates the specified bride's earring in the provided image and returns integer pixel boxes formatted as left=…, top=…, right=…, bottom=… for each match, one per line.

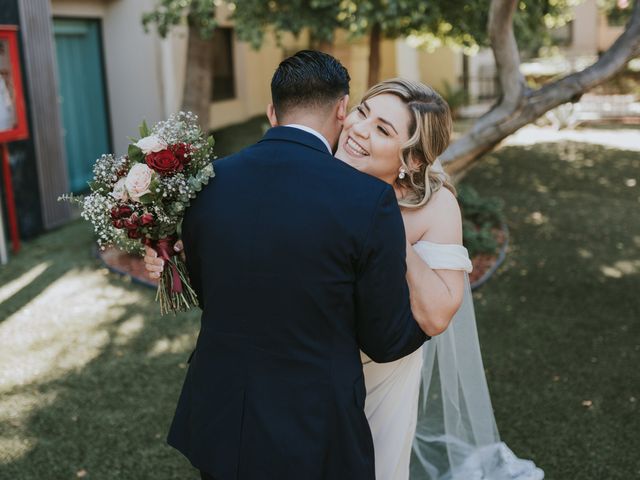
left=398, top=168, right=406, bottom=180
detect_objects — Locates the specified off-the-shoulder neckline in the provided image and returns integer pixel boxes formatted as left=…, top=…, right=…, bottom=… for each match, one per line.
left=413, top=240, right=467, bottom=249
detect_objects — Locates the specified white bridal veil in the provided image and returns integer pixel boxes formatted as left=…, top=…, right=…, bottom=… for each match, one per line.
left=410, top=274, right=545, bottom=480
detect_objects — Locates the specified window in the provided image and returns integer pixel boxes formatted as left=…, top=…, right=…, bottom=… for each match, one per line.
left=211, top=28, right=235, bottom=102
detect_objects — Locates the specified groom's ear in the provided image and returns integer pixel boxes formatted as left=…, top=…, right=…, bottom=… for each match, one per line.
left=336, top=95, right=349, bottom=123
left=266, top=104, right=278, bottom=127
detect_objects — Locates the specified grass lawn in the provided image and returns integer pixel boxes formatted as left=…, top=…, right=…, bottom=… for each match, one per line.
left=465, top=141, right=640, bottom=479
left=1, top=121, right=639, bottom=479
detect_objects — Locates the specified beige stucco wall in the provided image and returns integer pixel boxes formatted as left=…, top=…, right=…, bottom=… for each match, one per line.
left=209, top=32, right=293, bottom=130
left=101, top=0, right=165, bottom=154
left=207, top=6, right=296, bottom=130
left=50, top=0, right=107, bottom=18
left=159, top=24, right=188, bottom=117
left=49, top=0, right=459, bottom=141
left=396, top=40, right=421, bottom=82
left=325, top=32, right=402, bottom=107
left=379, top=39, right=398, bottom=84
left=597, top=14, right=624, bottom=52
left=418, top=46, right=462, bottom=93
left=569, top=0, right=599, bottom=55
left=563, top=0, right=625, bottom=56
left=209, top=30, right=408, bottom=130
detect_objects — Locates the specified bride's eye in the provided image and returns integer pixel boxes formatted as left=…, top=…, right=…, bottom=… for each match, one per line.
left=356, top=106, right=366, bottom=117
left=378, top=126, right=390, bottom=136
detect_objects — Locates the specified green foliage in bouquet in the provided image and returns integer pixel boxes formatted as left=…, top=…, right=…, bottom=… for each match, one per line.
left=458, top=184, right=505, bottom=258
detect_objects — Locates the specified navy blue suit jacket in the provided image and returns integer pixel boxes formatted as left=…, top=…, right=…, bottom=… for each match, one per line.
left=167, top=126, right=428, bottom=479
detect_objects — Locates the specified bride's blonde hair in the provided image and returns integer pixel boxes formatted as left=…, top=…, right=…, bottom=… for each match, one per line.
left=361, top=78, right=454, bottom=208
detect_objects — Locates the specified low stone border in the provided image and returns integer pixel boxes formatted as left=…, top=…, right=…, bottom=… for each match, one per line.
left=95, top=246, right=158, bottom=290
left=470, top=222, right=509, bottom=291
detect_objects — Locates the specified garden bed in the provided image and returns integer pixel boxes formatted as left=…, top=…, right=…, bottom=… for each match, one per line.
left=97, top=246, right=158, bottom=289
left=469, top=224, right=508, bottom=290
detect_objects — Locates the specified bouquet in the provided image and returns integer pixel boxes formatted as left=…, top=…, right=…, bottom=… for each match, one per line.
left=61, top=112, right=215, bottom=314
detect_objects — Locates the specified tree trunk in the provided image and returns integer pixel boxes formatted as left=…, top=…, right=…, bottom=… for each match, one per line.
left=441, top=0, right=640, bottom=175
left=368, top=23, right=382, bottom=87
left=181, top=27, right=214, bottom=131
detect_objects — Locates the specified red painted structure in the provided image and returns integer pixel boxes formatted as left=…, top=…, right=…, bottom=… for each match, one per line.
left=0, top=25, right=30, bottom=254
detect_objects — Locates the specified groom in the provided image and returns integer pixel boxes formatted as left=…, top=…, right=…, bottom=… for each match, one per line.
left=154, top=51, right=428, bottom=479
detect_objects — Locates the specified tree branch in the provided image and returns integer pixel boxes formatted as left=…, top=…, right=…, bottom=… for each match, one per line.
left=489, top=0, right=526, bottom=110
left=441, top=0, right=640, bottom=174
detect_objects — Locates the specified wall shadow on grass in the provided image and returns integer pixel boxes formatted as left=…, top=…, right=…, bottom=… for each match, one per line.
left=0, top=222, right=93, bottom=321
left=0, top=223, right=201, bottom=479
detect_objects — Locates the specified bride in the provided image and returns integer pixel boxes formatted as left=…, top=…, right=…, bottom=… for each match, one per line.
left=334, top=78, right=544, bottom=480
left=144, top=78, right=543, bottom=480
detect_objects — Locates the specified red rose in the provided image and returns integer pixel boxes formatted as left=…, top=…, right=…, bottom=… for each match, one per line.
left=112, top=219, right=125, bottom=229
left=127, top=229, right=142, bottom=239
left=111, top=205, right=133, bottom=220
left=146, top=149, right=182, bottom=175
left=140, top=213, right=154, bottom=226
left=123, top=213, right=139, bottom=230
left=171, top=143, right=192, bottom=166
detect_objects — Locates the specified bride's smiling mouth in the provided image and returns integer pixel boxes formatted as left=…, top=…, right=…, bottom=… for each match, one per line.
left=343, top=136, right=370, bottom=157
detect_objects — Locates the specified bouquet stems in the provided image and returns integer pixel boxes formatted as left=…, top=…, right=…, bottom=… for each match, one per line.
left=155, top=255, right=198, bottom=315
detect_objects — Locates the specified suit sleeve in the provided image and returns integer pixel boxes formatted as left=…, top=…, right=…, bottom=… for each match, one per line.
left=355, top=186, right=428, bottom=362
left=181, top=204, right=204, bottom=310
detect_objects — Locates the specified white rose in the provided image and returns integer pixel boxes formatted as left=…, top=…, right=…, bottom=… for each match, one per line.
left=134, top=135, right=167, bottom=154
left=110, top=177, right=129, bottom=201
left=125, top=163, right=154, bottom=202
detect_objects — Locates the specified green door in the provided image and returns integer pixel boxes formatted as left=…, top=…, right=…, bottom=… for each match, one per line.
left=53, top=19, right=111, bottom=193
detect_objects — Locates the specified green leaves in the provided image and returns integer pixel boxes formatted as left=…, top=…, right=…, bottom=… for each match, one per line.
left=143, top=0, right=578, bottom=57
left=57, top=193, right=84, bottom=206
left=142, top=0, right=217, bottom=39
left=458, top=183, right=504, bottom=257
left=142, top=0, right=576, bottom=56
left=137, top=193, right=155, bottom=205
left=188, top=177, right=203, bottom=193
left=139, top=120, right=151, bottom=138
left=462, top=219, right=499, bottom=257
left=128, top=144, right=144, bottom=164
left=88, top=180, right=108, bottom=193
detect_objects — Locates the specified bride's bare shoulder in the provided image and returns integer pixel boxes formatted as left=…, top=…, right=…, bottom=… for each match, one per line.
left=426, top=187, right=459, bottom=213
left=408, top=188, right=462, bottom=244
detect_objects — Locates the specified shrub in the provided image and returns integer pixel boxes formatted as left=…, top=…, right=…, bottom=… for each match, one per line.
left=457, top=184, right=504, bottom=257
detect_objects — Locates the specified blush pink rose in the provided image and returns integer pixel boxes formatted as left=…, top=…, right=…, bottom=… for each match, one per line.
left=134, top=135, right=167, bottom=154
left=125, top=163, right=154, bottom=202
left=110, top=178, right=129, bottom=202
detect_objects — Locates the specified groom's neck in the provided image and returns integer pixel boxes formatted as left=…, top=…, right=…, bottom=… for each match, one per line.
left=280, top=112, right=337, bottom=148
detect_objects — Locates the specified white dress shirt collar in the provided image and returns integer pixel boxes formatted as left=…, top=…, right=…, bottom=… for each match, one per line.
left=284, top=124, right=332, bottom=153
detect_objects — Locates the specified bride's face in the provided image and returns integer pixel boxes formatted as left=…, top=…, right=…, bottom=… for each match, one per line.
left=335, top=93, right=411, bottom=185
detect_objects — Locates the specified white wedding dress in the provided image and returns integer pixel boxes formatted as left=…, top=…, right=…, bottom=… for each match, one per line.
left=362, top=241, right=544, bottom=480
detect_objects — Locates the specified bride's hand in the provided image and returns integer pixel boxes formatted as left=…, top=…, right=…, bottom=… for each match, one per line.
left=143, top=240, right=184, bottom=279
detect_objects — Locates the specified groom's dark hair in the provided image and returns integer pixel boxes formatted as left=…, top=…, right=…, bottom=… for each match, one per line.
left=271, top=50, right=350, bottom=119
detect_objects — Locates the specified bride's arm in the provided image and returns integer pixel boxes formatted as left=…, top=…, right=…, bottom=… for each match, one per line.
left=404, top=189, right=465, bottom=336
